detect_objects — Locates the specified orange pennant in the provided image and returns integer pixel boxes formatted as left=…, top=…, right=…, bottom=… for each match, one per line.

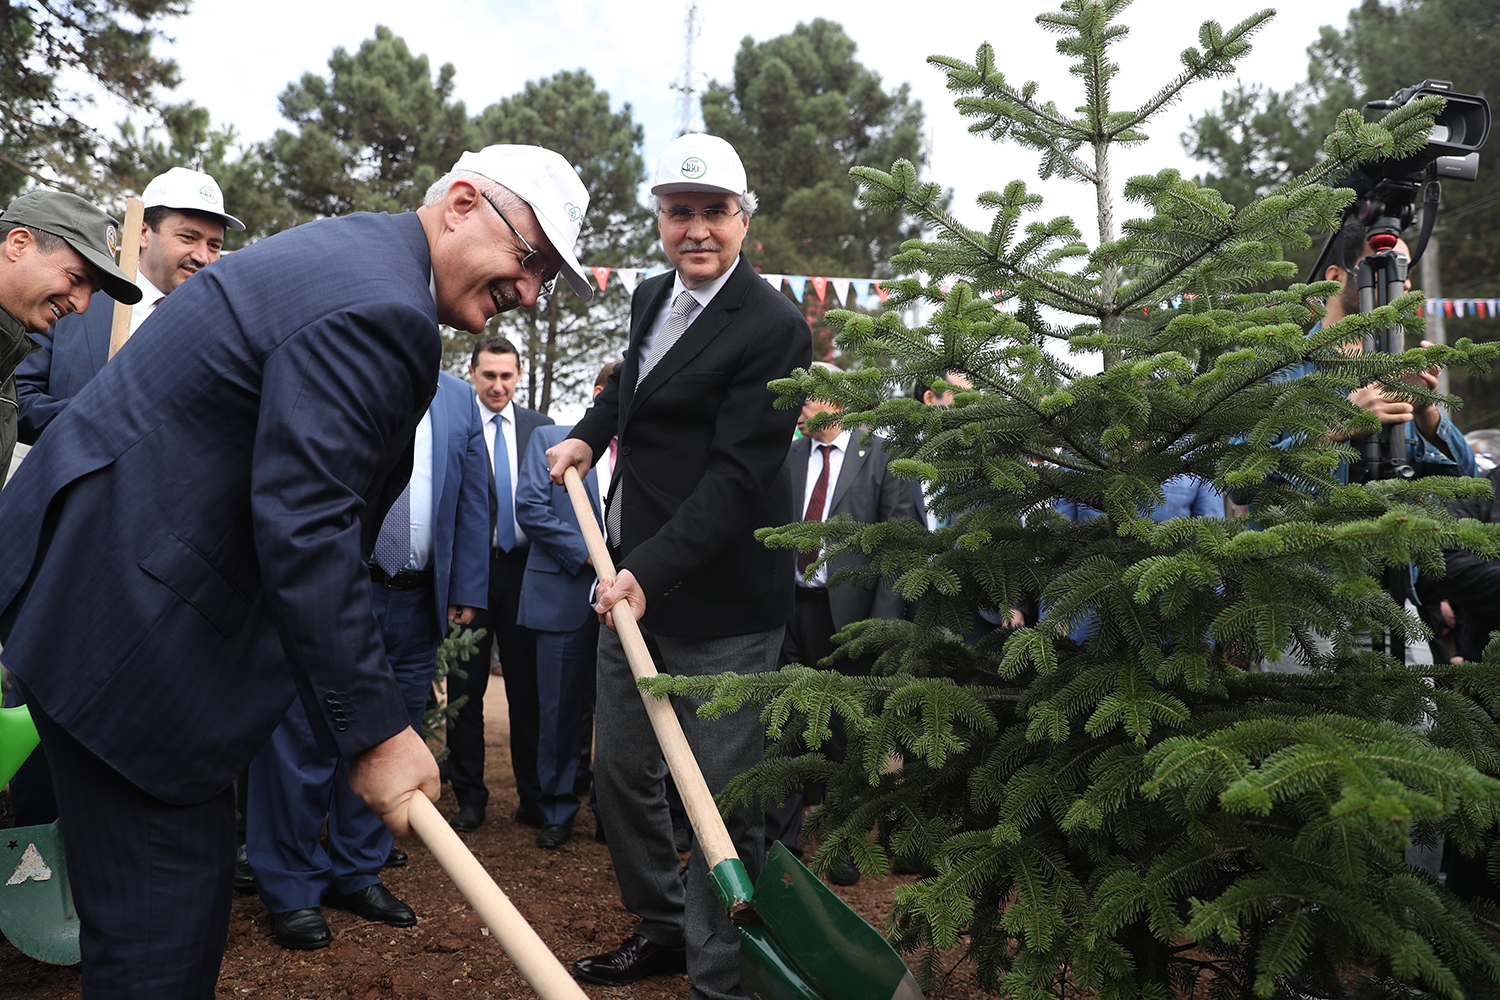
left=592, top=266, right=611, bottom=291
left=811, top=275, right=827, bottom=302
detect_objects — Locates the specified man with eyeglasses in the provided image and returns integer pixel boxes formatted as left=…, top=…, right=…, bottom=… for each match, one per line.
left=0, top=144, right=592, bottom=994
left=548, top=133, right=811, bottom=999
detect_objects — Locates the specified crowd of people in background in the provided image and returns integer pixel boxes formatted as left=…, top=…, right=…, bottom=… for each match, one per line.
left=2, top=133, right=1500, bottom=1000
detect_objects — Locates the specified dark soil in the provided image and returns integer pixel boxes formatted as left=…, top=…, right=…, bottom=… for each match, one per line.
left=2, top=681, right=973, bottom=999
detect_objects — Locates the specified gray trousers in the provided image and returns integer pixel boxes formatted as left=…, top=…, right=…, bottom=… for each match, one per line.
left=594, top=622, right=781, bottom=1000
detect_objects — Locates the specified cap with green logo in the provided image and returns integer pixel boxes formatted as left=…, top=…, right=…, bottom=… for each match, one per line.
left=1, top=190, right=143, bottom=305
left=650, top=133, right=747, bottom=197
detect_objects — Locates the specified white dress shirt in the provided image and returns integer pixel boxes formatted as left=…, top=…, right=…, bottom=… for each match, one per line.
left=129, top=271, right=167, bottom=333
left=797, top=429, right=851, bottom=589
left=403, top=410, right=434, bottom=570
left=481, top=400, right=527, bottom=549
left=637, top=259, right=740, bottom=364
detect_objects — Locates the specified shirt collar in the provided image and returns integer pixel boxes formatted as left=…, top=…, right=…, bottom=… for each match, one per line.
left=136, top=270, right=166, bottom=304
left=670, top=255, right=740, bottom=311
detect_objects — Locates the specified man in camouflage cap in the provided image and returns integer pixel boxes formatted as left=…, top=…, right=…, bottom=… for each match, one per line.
left=0, top=189, right=141, bottom=481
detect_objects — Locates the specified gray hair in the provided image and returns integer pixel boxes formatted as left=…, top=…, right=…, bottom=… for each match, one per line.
left=423, top=169, right=524, bottom=212
left=649, top=189, right=758, bottom=221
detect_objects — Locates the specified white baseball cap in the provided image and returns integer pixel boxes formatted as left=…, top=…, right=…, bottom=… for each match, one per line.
left=450, top=145, right=593, bottom=301
left=141, top=167, right=245, bottom=231
left=651, top=133, right=747, bottom=197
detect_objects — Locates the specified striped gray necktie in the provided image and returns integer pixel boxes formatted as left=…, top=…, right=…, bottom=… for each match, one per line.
left=608, top=290, right=696, bottom=546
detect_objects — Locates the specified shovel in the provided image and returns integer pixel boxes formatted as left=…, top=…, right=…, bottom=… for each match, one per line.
left=562, top=467, right=921, bottom=1000
left=0, top=704, right=80, bottom=965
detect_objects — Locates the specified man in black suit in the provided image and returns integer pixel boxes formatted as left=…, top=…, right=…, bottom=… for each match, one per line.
left=765, top=367, right=918, bottom=879
left=445, top=335, right=553, bottom=833
left=548, top=132, right=810, bottom=1000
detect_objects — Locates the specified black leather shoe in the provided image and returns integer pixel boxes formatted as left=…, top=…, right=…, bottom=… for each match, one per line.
left=272, top=907, right=331, bottom=949
left=383, top=847, right=408, bottom=869
left=450, top=804, right=485, bottom=832
left=514, top=805, right=546, bottom=828
left=573, top=932, right=687, bottom=985
left=536, top=824, right=572, bottom=849
left=828, top=856, right=861, bottom=886
left=323, top=883, right=417, bottom=927
left=233, top=843, right=255, bottom=892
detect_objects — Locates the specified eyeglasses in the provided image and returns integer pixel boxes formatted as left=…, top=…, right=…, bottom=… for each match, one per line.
left=482, top=191, right=557, bottom=296
left=658, top=205, right=745, bottom=228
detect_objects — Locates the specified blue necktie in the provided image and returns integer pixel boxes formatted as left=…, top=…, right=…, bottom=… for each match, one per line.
left=373, top=484, right=411, bottom=575
left=493, top=414, right=516, bottom=552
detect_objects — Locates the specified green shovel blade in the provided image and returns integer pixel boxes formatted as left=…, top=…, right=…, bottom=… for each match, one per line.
left=0, top=821, right=81, bottom=965
left=737, top=843, right=922, bottom=1000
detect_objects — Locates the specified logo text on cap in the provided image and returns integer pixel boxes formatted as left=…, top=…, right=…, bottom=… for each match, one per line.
left=680, top=157, right=707, bottom=180
left=105, top=226, right=118, bottom=256
left=198, top=185, right=220, bottom=205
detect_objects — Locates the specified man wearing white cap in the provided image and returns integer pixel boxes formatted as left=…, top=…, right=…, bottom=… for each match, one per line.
left=0, top=144, right=591, bottom=995
left=548, top=133, right=810, bottom=999
left=16, top=166, right=244, bottom=442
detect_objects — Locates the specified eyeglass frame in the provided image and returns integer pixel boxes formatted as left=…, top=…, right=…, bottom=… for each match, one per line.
left=657, top=203, right=746, bottom=227
left=481, top=191, right=558, bottom=296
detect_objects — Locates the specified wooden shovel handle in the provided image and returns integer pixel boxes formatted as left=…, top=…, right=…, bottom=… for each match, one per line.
left=407, top=794, right=587, bottom=1000
left=562, top=466, right=740, bottom=870
left=108, top=197, right=144, bottom=361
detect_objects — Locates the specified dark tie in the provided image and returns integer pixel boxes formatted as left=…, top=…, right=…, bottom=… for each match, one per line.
left=637, top=290, right=695, bottom=385
left=492, top=414, right=516, bottom=552
left=373, top=483, right=411, bottom=575
left=797, top=444, right=833, bottom=575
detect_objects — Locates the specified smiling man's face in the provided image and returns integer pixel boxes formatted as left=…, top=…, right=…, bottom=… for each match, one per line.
left=1, top=227, right=100, bottom=333
left=430, top=181, right=555, bottom=334
left=138, top=210, right=225, bottom=295
left=658, top=191, right=748, bottom=290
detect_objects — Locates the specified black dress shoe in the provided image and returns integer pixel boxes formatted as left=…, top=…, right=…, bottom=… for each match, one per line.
left=450, top=804, right=485, bottom=832
left=536, top=824, right=572, bottom=849
left=514, top=805, right=546, bottom=829
left=383, top=847, right=408, bottom=869
left=323, top=883, right=417, bottom=927
left=572, top=931, right=687, bottom=985
left=828, top=856, right=861, bottom=886
left=233, top=843, right=256, bottom=892
left=272, top=907, right=331, bottom=950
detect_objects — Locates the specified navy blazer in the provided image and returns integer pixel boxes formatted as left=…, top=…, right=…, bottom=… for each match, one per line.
left=0, top=211, right=441, bottom=804
left=515, top=423, right=602, bottom=633
left=569, top=254, right=810, bottom=637
left=789, top=432, right=919, bottom=631
left=15, top=288, right=112, bottom=443
left=427, top=371, right=491, bottom=632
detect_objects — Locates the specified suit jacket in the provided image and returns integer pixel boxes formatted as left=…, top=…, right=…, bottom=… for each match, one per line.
left=14, top=288, right=112, bottom=444
left=514, top=423, right=602, bottom=633
left=0, top=211, right=441, bottom=804
left=790, top=432, right=918, bottom=631
left=569, top=254, right=810, bottom=638
left=427, top=371, right=491, bottom=632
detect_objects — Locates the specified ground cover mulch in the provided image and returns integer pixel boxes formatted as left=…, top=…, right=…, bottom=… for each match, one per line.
left=2, top=681, right=979, bottom=999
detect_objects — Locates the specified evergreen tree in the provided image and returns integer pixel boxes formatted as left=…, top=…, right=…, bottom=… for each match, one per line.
left=665, top=4, right=1500, bottom=997
left=0, top=0, right=187, bottom=199
left=474, top=70, right=658, bottom=413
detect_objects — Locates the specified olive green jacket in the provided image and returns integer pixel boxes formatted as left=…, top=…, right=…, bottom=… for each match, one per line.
left=0, top=302, right=39, bottom=485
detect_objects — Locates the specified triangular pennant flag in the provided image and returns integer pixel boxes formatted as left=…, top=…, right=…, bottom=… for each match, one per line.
left=1445, top=300, right=1455, bottom=317
left=1491, top=299, right=1499, bottom=316
left=1457, top=300, right=1467, bottom=318
left=787, top=277, right=806, bottom=303
left=762, top=273, right=785, bottom=291
left=618, top=269, right=639, bottom=295
left=875, top=281, right=889, bottom=303
left=811, top=276, right=827, bottom=302
left=830, top=278, right=852, bottom=304
left=591, top=266, right=611, bottom=292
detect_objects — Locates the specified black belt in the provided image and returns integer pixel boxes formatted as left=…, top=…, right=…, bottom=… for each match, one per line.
left=794, top=586, right=829, bottom=602
left=369, top=565, right=434, bottom=590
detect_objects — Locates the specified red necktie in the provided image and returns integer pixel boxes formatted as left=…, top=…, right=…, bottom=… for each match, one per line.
left=797, top=444, right=833, bottom=575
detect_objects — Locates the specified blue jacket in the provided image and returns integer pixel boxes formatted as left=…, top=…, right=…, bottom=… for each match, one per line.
left=0, top=211, right=441, bottom=804
left=15, top=288, right=113, bottom=444
left=514, top=423, right=603, bottom=633
left=426, top=372, right=492, bottom=632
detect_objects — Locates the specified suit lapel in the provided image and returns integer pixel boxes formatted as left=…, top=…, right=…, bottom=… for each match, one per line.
left=619, top=277, right=673, bottom=424
left=428, top=381, right=448, bottom=514
left=88, top=305, right=111, bottom=377
left=790, top=436, right=811, bottom=518
left=829, top=436, right=867, bottom=511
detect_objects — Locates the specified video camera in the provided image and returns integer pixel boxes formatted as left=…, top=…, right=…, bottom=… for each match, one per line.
left=1308, top=79, right=1490, bottom=279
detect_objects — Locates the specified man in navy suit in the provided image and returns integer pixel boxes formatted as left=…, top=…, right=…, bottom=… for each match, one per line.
left=16, top=166, right=244, bottom=444
left=0, top=144, right=594, bottom=997
left=515, top=374, right=609, bottom=849
left=549, top=133, right=810, bottom=1000
left=445, top=335, right=553, bottom=833
left=247, top=370, right=492, bottom=949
